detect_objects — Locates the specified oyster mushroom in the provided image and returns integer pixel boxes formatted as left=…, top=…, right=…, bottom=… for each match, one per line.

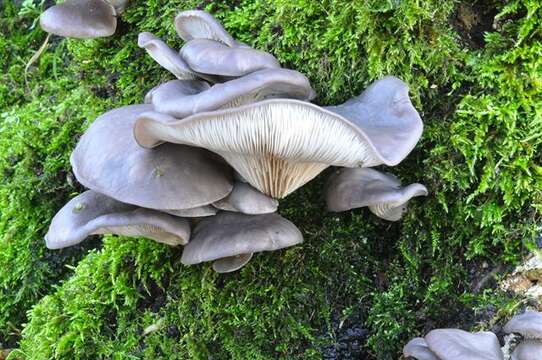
left=134, top=76, right=422, bottom=198
left=324, top=168, right=428, bottom=221
left=504, top=311, right=542, bottom=360
left=71, top=104, right=233, bottom=210
left=174, top=10, right=238, bottom=47
left=180, top=39, right=280, bottom=78
left=212, top=182, right=278, bottom=214
left=45, top=190, right=191, bottom=249
left=181, top=212, right=303, bottom=273
left=404, top=329, right=504, bottom=360
left=40, top=0, right=117, bottom=39
left=145, top=68, right=315, bottom=118
left=138, top=32, right=201, bottom=81
left=163, top=205, right=217, bottom=218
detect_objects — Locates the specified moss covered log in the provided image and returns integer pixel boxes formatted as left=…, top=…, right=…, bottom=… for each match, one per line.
left=0, top=0, right=541, bottom=358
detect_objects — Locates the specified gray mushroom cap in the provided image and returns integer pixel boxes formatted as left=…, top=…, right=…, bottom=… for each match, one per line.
left=511, top=341, right=542, bottom=360
left=138, top=32, right=200, bottom=80
left=45, top=190, right=191, bottom=249
left=504, top=311, right=542, bottom=339
left=424, top=329, right=504, bottom=360
left=40, top=0, right=116, bottom=39
left=403, top=337, right=439, bottom=360
left=162, top=205, right=217, bottom=218
left=71, top=104, right=233, bottom=210
left=134, top=77, right=421, bottom=198
left=180, top=39, right=280, bottom=77
left=324, top=168, right=428, bottom=221
left=212, top=182, right=278, bottom=214
left=181, top=212, right=303, bottom=273
left=324, top=76, right=423, bottom=167
left=146, top=69, right=314, bottom=119
left=174, top=10, right=237, bottom=47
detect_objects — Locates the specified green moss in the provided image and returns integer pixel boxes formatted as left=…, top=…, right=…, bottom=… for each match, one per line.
left=0, top=0, right=540, bottom=358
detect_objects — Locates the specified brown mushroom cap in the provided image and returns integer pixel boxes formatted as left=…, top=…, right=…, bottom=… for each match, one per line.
left=180, top=212, right=303, bottom=272
left=212, top=182, right=278, bottom=214
left=403, top=337, right=439, bottom=360
left=134, top=77, right=422, bottom=198
left=71, top=104, right=233, bottom=210
left=174, top=10, right=237, bottom=47
left=511, top=341, right=542, bottom=360
left=45, top=190, right=191, bottom=249
left=146, top=69, right=314, bottom=119
left=40, top=0, right=116, bottom=39
left=324, top=167, right=427, bottom=221
left=424, top=329, right=504, bottom=360
left=180, top=39, right=280, bottom=77
left=504, top=311, right=542, bottom=339
left=138, top=32, right=200, bottom=80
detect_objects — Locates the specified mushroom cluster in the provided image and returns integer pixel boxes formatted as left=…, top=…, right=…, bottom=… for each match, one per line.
left=403, top=310, right=542, bottom=360
left=45, top=10, right=427, bottom=273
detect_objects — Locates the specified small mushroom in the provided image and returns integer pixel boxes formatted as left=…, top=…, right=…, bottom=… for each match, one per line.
left=40, top=0, right=117, bottom=39
left=71, top=104, right=233, bottom=210
left=403, top=337, right=439, bottom=360
left=138, top=32, right=201, bottom=80
left=45, top=190, right=191, bottom=249
left=180, top=39, right=280, bottom=78
left=174, top=10, right=238, bottom=47
left=144, top=68, right=314, bottom=118
left=212, top=182, right=278, bottom=214
left=134, top=77, right=422, bottom=198
left=504, top=311, right=542, bottom=360
left=324, top=168, right=428, bottom=221
left=181, top=212, right=303, bottom=273
left=424, top=329, right=504, bottom=360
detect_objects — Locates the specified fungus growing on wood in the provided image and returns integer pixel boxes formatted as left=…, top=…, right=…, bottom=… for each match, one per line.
left=324, top=167, right=427, bottom=221
left=71, top=104, right=233, bottom=210
left=45, top=190, right=191, bottom=249
left=181, top=212, right=303, bottom=273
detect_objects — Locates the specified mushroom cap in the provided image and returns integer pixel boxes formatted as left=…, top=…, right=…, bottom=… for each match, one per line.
left=134, top=81, right=421, bottom=198
left=504, top=311, right=542, bottom=339
left=108, top=0, right=128, bottom=14
left=180, top=39, right=280, bottom=77
left=403, top=337, right=439, bottom=360
left=71, top=104, right=233, bottom=210
left=40, top=0, right=116, bottom=39
left=146, top=69, right=315, bottom=119
left=212, top=253, right=254, bottom=273
left=212, top=182, right=278, bottom=214
left=180, top=211, right=303, bottom=270
left=162, top=205, right=217, bottom=218
left=511, top=341, right=542, bottom=360
left=138, top=32, right=200, bottom=80
left=45, top=190, right=191, bottom=249
left=324, top=167, right=428, bottom=220
left=324, top=76, right=423, bottom=167
left=174, top=10, right=237, bottom=47
left=424, top=329, right=504, bottom=360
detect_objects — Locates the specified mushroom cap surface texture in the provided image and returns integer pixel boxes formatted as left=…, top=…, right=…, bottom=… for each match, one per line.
left=180, top=39, right=280, bottom=77
left=324, top=76, right=423, bottom=167
left=212, top=182, right=278, bottom=214
left=71, top=104, right=233, bottom=210
left=138, top=32, right=200, bottom=80
left=174, top=10, right=237, bottom=47
left=180, top=212, right=303, bottom=272
left=134, top=77, right=422, bottom=198
left=504, top=311, right=542, bottom=339
left=424, top=329, right=504, bottom=360
left=40, top=0, right=116, bottom=39
left=511, top=341, right=542, bottom=360
left=212, top=253, right=254, bottom=273
left=45, top=190, right=191, bottom=249
left=403, top=337, right=439, bottom=360
left=146, top=69, right=314, bottom=119
left=324, top=167, right=428, bottom=220
left=162, top=205, right=217, bottom=218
